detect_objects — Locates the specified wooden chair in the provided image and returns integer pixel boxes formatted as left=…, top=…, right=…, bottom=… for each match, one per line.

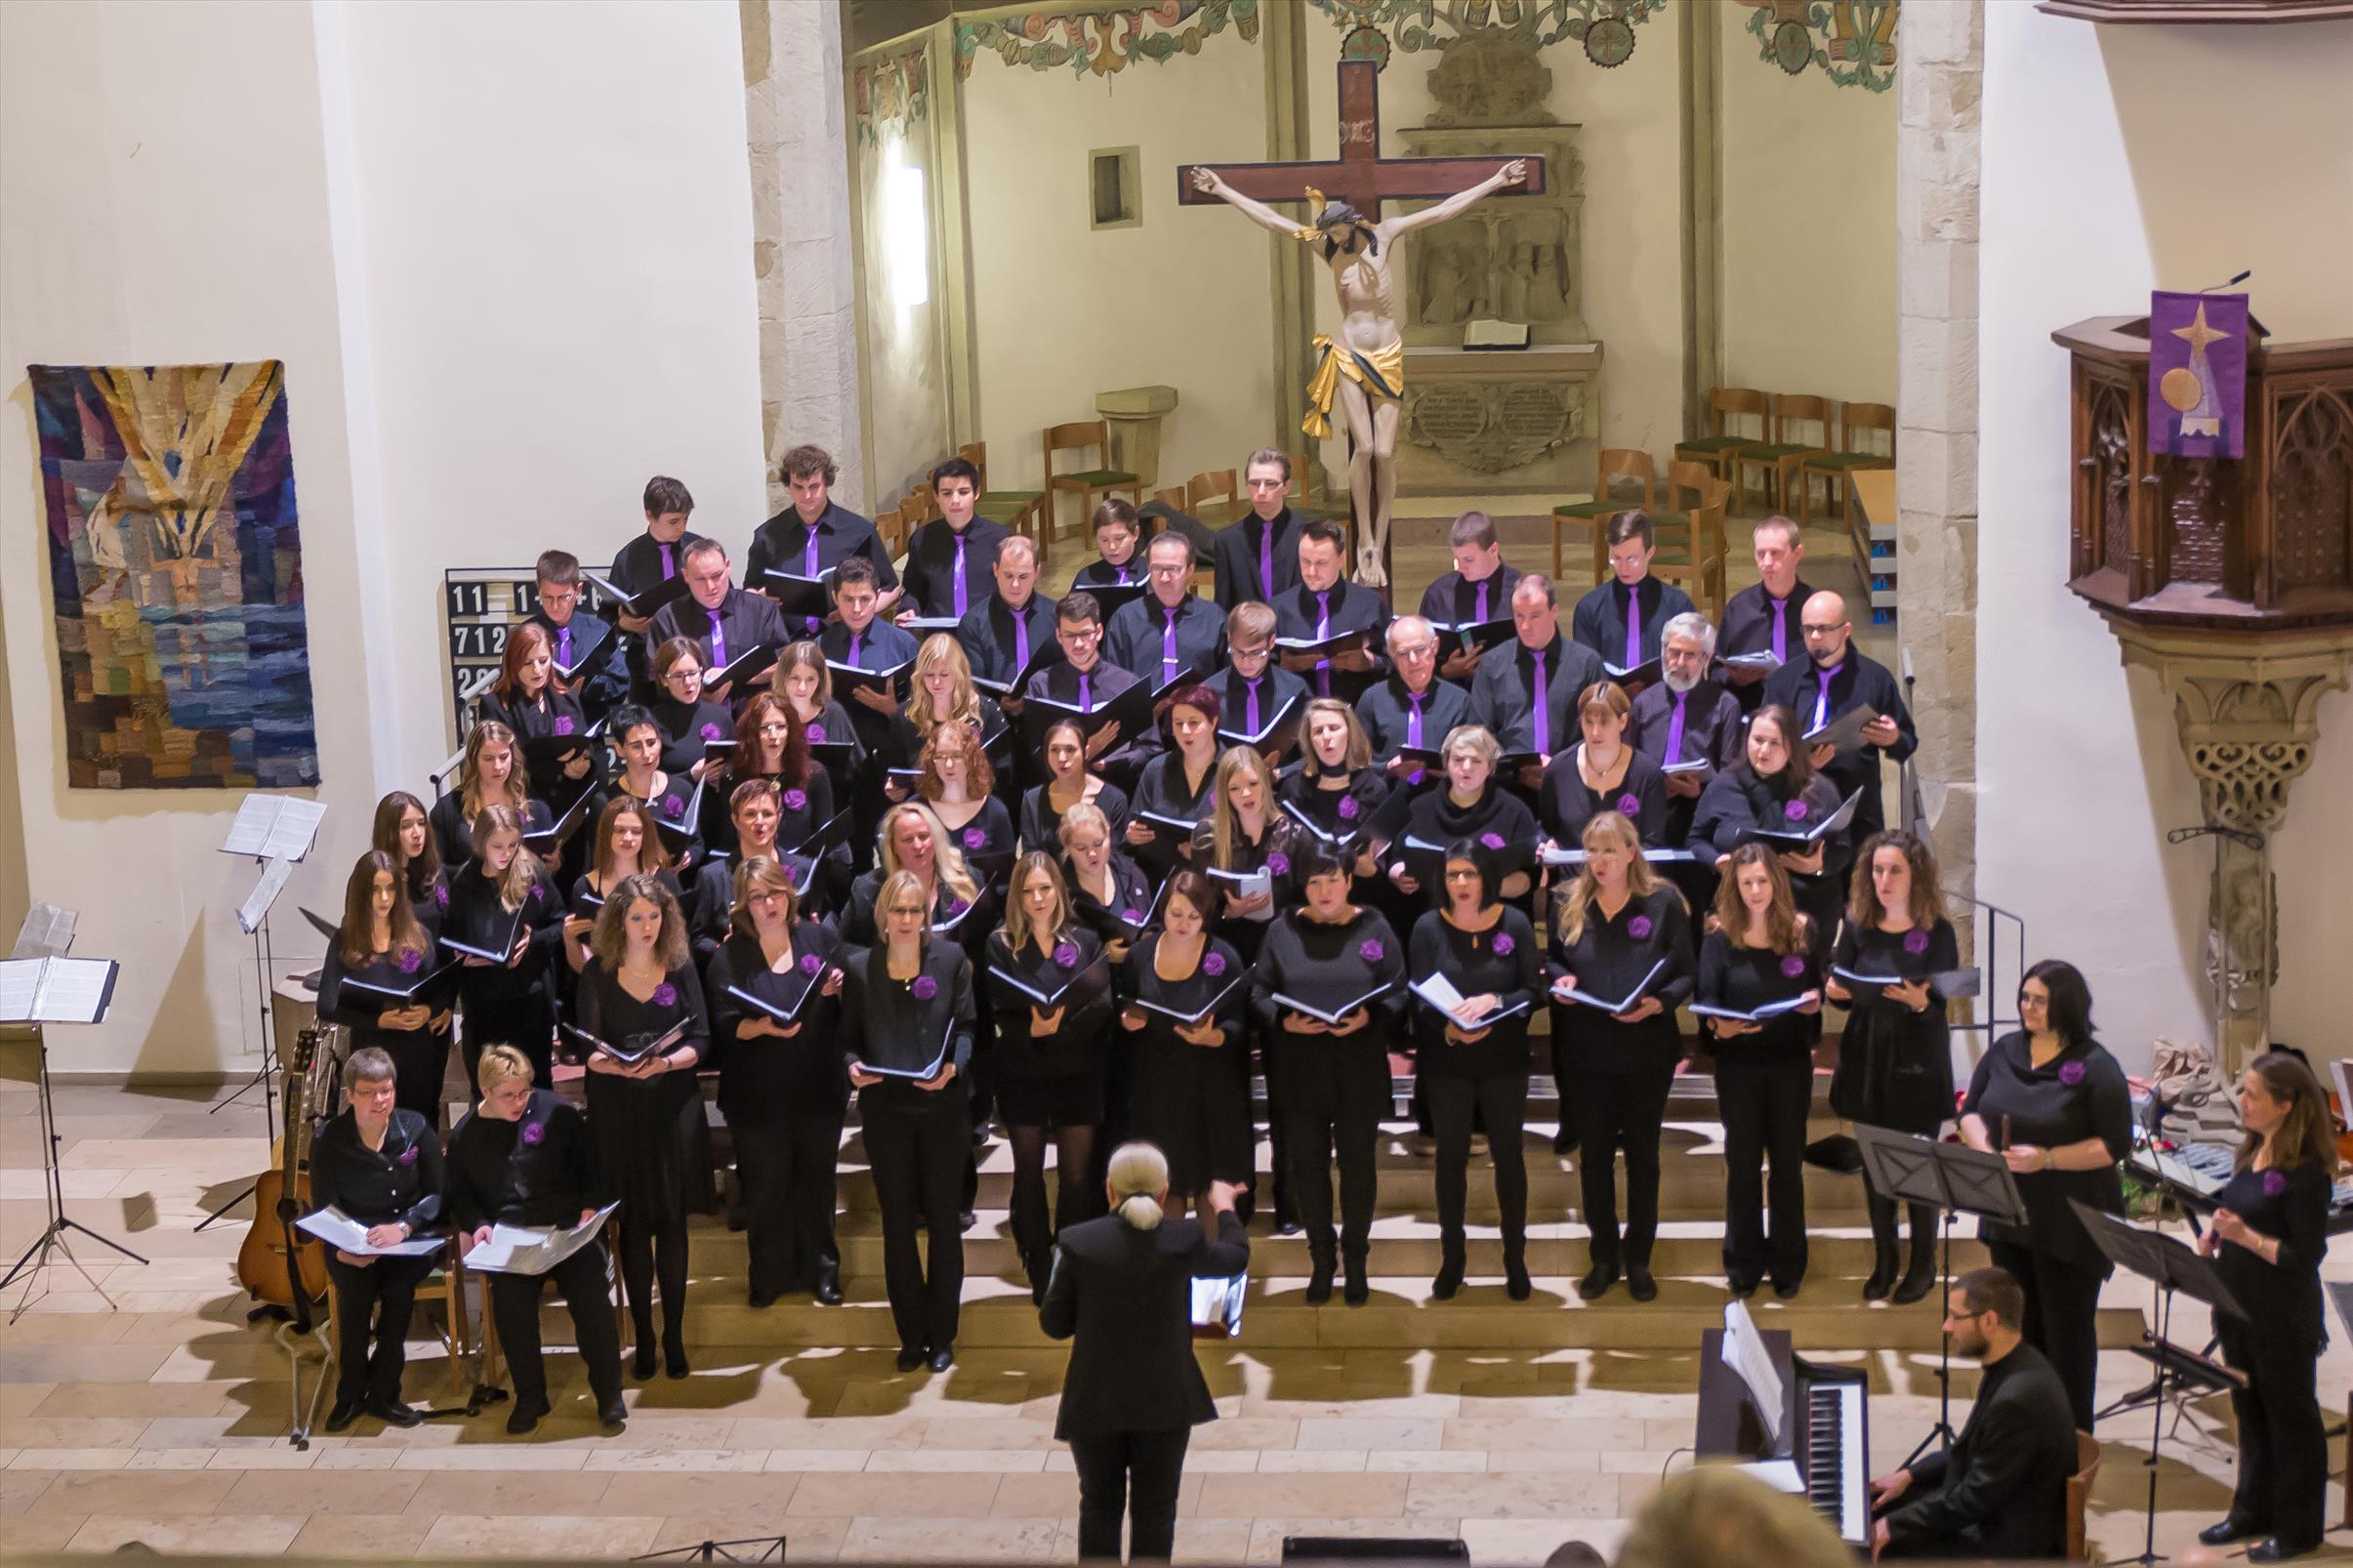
left=1043, top=420, right=1140, bottom=563
left=1187, top=469, right=1242, bottom=529
left=1731, top=393, right=1832, bottom=516
left=873, top=506, right=905, bottom=559
left=1551, top=448, right=1657, bottom=585
left=327, top=1242, right=471, bottom=1404
left=1796, top=401, right=1896, bottom=528
left=2065, top=1430, right=2101, bottom=1560
left=1672, top=387, right=1768, bottom=489
left=1649, top=473, right=1733, bottom=618
left=1280, top=450, right=1350, bottom=523
left=963, top=440, right=1046, bottom=547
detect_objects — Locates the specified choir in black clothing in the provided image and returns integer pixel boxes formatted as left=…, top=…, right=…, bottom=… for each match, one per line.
left=598, top=706, right=706, bottom=871
left=440, top=803, right=567, bottom=1090
left=955, top=534, right=1057, bottom=690
left=1072, top=498, right=1145, bottom=591
left=310, top=1047, right=442, bottom=1430
left=1416, top=510, right=1521, bottom=686
left=1714, top=516, right=1813, bottom=713
left=1208, top=452, right=1303, bottom=608
left=646, top=537, right=787, bottom=698
left=1117, top=871, right=1254, bottom=1222
left=316, top=852, right=455, bottom=1126
left=745, top=445, right=901, bottom=634
left=897, top=459, right=1006, bottom=622
left=1688, top=704, right=1852, bottom=936
left=1537, top=681, right=1670, bottom=850
left=647, top=637, right=736, bottom=779
left=1106, top=533, right=1224, bottom=687
left=371, top=790, right=447, bottom=930
left=1467, top=575, right=1605, bottom=787
left=1126, top=687, right=1220, bottom=874
left=476, top=621, right=597, bottom=811
left=1274, top=521, right=1388, bottom=704
left=427, top=721, right=549, bottom=871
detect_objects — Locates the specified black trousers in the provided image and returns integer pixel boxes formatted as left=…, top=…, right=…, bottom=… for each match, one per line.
left=1989, top=1238, right=2104, bottom=1433
left=864, top=1089, right=969, bottom=1352
left=325, top=1253, right=434, bottom=1406
left=1279, top=1042, right=1388, bottom=1269
left=1427, top=1072, right=1528, bottom=1257
left=488, top=1240, right=622, bottom=1412
left=1716, top=1054, right=1812, bottom=1287
left=1071, top=1426, right=1191, bottom=1561
left=1572, top=1063, right=1675, bottom=1268
left=2220, top=1323, right=2327, bottom=1549
left=734, top=1109, right=845, bottom=1299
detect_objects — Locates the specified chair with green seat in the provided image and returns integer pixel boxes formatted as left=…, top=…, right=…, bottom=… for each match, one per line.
left=1796, top=401, right=1895, bottom=529
left=1647, top=473, right=1732, bottom=619
left=962, top=440, right=1046, bottom=552
left=1551, top=448, right=1655, bottom=585
left=1044, top=420, right=1140, bottom=566
left=1674, top=388, right=1768, bottom=491
left=1730, top=393, right=1832, bottom=516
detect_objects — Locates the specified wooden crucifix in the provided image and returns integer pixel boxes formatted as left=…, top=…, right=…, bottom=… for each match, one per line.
left=1180, top=50, right=1548, bottom=589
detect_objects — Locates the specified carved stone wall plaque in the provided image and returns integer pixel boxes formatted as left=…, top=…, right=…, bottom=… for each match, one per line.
left=1398, top=126, right=1588, bottom=346
left=1394, top=342, right=1600, bottom=493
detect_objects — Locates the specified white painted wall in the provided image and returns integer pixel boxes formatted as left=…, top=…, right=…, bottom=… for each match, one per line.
left=1976, top=9, right=2353, bottom=1068
left=0, top=0, right=766, bottom=1075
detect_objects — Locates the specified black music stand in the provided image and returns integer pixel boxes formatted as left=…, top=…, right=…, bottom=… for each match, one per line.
left=2072, top=1199, right=2248, bottom=1568
left=1853, top=1123, right=2026, bottom=1466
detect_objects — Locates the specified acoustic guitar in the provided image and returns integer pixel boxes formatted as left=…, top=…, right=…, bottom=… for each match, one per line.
left=235, top=1024, right=330, bottom=1308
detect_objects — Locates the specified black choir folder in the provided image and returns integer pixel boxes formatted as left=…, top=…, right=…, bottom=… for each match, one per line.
left=971, top=641, right=1057, bottom=699
left=1431, top=617, right=1515, bottom=662
left=857, top=1014, right=956, bottom=1081
left=710, top=640, right=778, bottom=692
left=585, top=571, right=690, bottom=621
left=1801, top=703, right=1880, bottom=760
left=825, top=656, right=913, bottom=699
left=1217, top=695, right=1302, bottom=757
left=1743, top=788, right=1862, bottom=847
left=1271, top=981, right=1393, bottom=1027
left=560, top=1017, right=688, bottom=1067
left=549, top=618, right=615, bottom=682
left=338, top=957, right=459, bottom=1004
left=761, top=567, right=835, bottom=622
left=1021, top=678, right=1153, bottom=752
left=440, top=907, right=524, bottom=965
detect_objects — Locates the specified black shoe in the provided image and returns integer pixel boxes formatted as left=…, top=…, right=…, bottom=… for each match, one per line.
left=1552, top=1130, right=1578, bottom=1156
left=1578, top=1261, right=1620, bottom=1300
left=364, top=1396, right=423, bottom=1427
left=813, top=1261, right=843, bottom=1306
left=959, top=1210, right=977, bottom=1234
left=1726, top=1270, right=1759, bottom=1299
left=1504, top=1252, right=1532, bottom=1302
left=929, top=1345, right=955, bottom=1374
left=2249, top=1539, right=2314, bottom=1563
left=1772, top=1276, right=1802, bottom=1300
left=506, top=1397, right=550, bottom=1435
left=1343, top=1268, right=1370, bottom=1308
left=895, top=1345, right=927, bottom=1373
left=1626, top=1264, right=1657, bottom=1302
left=663, top=1341, right=689, bottom=1380
left=2199, top=1518, right=2263, bottom=1547
left=749, top=1288, right=780, bottom=1309
left=1276, top=1213, right=1301, bottom=1237
left=324, top=1398, right=361, bottom=1433
left=1891, top=1254, right=1938, bottom=1305
left=1863, top=1246, right=1898, bottom=1301
left=631, top=1343, right=658, bottom=1380
left=1304, top=1262, right=1335, bottom=1305
left=598, top=1395, right=629, bottom=1428
left=1431, top=1259, right=1465, bottom=1300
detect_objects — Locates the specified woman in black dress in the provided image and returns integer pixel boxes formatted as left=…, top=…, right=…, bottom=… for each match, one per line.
left=575, top=872, right=710, bottom=1380
left=1538, top=681, right=1668, bottom=850
left=477, top=621, right=597, bottom=815
left=427, top=721, right=548, bottom=871
left=1546, top=810, right=1693, bottom=1302
left=1689, top=705, right=1850, bottom=936
left=918, top=720, right=1016, bottom=899
left=1409, top=846, right=1543, bottom=1301
left=1382, top=724, right=1539, bottom=908
left=845, top=868, right=978, bottom=1373
left=704, top=855, right=848, bottom=1307
left=317, top=852, right=455, bottom=1126
left=563, top=796, right=683, bottom=981
left=442, top=804, right=566, bottom=1090
left=599, top=704, right=705, bottom=873
left=1957, top=959, right=2129, bottom=1432
left=1827, top=828, right=1961, bottom=1302
left=985, top=853, right=1116, bottom=1298
left=685, top=781, right=788, bottom=957
left=1696, top=844, right=1824, bottom=1299
left=1119, top=870, right=1253, bottom=1229
left=1250, top=847, right=1407, bottom=1305
left=771, top=640, right=865, bottom=816
left=1279, top=698, right=1390, bottom=884
left=2196, top=1052, right=2339, bottom=1563
left=1022, top=718, right=1131, bottom=853
left=707, top=692, right=837, bottom=869
left=1126, top=684, right=1219, bottom=874
left=649, top=635, right=734, bottom=783
left=1059, top=801, right=1154, bottom=964
left=372, top=790, right=445, bottom=929
left=886, top=634, right=1009, bottom=805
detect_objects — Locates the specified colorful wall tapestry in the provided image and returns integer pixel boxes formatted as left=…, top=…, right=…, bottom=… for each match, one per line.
left=27, top=361, right=321, bottom=790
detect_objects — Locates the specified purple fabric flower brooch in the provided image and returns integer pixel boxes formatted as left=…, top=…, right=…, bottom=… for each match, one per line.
left=1904, top=928, right=1930, bottom=956
left=1780, top=953, right=1807, bottom=978
left=653, top=982, right=678, bottom=1007
left=1053, top=941, right=1080, bottom=970
left=910, top=974, right=938, bottom=1000
left=701, top=722, right=723, bottom=741
left=1338, top=797, right=1359, bottom=820
left=1121, top=908, right=1142, bottom=924
left=1491, top=931, right=1515, bottom=957
left=1628, top=915, right=1654, bottom=939
left=554, top=716, right=576, bottom=737
left=663, top=795, right=684, bottom=818
left=434, top=885, right=450, bottom=911
left=2263, top=1170, right=2288, bottom=1197
left=1201, top=951, right=1227, bottom=977
left=783, top=788, right=806, bottom=810
left=1616, top=793, right=1640, bottom=816
left=1266, top=851, right=1291, bottom=876
left=397, top=949, right=423, bottom=975
left=397, top=1145, right=419, bottom=1166
left=800, top=952, right=825, bottom=975
left=520, top=1121, right=546, bottom=1146
left=1783, top=798, right=1809, bottom=821
left=1479, top=831, right=1507, bottom=851
left=805, top=722, right=826, bottom=744
left=2058, top=1060, right=2085, bottom=1086
left=1358, top=938, right=1385, bottom=965
left=964, top=827, right=987, bottom=850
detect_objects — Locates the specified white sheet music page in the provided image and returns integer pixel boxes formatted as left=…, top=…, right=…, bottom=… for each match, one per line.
left=262, top=798, right=327, bottom=860
left=220, top=796, right=283, bottom=857
left=12, top=903, right=77, bottom=960
left=0, top=960, right=40, bottom=1023
left=236, top=856, right=297, bottom=934
left=33, top=958, right=117, bottom=1023
left=1720, top=1300, right=1785, bottom=1447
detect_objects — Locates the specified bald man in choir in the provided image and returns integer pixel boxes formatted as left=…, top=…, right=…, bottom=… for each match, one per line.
left=1714, top=514, right=1816, bottom=714
left=1106, top=532, right=1225, bottom=689
left=648, top=537, right=787, bottom=702
left=956, top=535, right=1058, bottom=689
left=1274, top=518, right=1389, bottom=705
left=1629, top=611, right=1744, bottom=851
left=1570, top=512, right=1695, bottom=677
left=1760, top=589, right=1916, bottom=842
left=1468, top=574, right=1604, bottom=793
left=1417, top=511, right=1522, bottom=684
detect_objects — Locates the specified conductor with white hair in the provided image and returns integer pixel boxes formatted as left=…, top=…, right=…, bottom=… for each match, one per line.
left=1040, top=1142, right=1250, bottom=1561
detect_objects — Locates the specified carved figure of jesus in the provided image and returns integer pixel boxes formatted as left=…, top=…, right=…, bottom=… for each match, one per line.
left=1190, top=160, right=1528, bottom=589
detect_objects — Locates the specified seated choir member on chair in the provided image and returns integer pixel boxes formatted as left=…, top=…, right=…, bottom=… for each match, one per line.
left=310, top=1045, right=442, bottom=1431
left=445, top=1044, right=626, bottom=1434
left=1761, top=589, right=1914, bottom=843
left=1539, top=680, right=1669, bottom=851
left=1106, top=532, right=1223, bottom=690
left=318, top=851, right=454, bottom=1127
left=576, top=874, right=709, bottom=1382
left=1713, top=515, right=1814, bottom=714
left=374, top=789, right=447, bottom=931
left=845, top=869, right=978, bottom=1374
left=1417, top=510, right=1521, bottom=685
left=704, top=854, right=848, bottom=1308
left=1571, top=511, right=1695, bottom=676
left=1211, top=448, right=1304, bottom=609
left=1469, top=574, right=1604, bottom=798
left=1411, top=844, right=1543, bottom=1301
left=1250, top=846, right=1407, bottom=1307
left=442, top=804, right=566, bottom=1092
left=1546, top=810, right=1694, bottom=1302
left=1118, top=870, right=1254, bottom=1230
left=897, top=456, right=1006, bottom=624
left=1870, top=1266, right=2078, bottom=1560
left=1041, top=1142, right=1251, bottom=1563
left=647, top=537, right=786, bottom=703
left=1275, top=520, right=1388, bottom=705
left=1697, top=845, right=1824, bottom=1300
left=1072, top=497, right=1145, bottom=590
left=1826, top=830, right=1960, bottom=1305
left=1957, top=959, right=2130, bottom=1434
left=747, top=443, right=902, bottom=635
left=2195, top=1052, right=2340, bottom=1563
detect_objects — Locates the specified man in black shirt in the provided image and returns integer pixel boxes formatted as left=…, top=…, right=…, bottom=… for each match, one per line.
left=1210, top=447, right=1303, bottom=608
left=1106, top=532, right=1224, bottom=688
left=956, top=534, right=1058, bottom=689
left=1761, top=589, right=1915, bottom=842
left=1873, top=1266, right=2078, bottom=1559
left=1417, top=510, right=1523, bottom=684
left=745, top=443, right=901, bottom=635
left=525, top=550, right=629, bottom=721
left=1276, top=518, right=1387, bottom=704
left=1355, top=614, right=1468, bottom=786
left=608, top=475, right=706, bottom=699
left=1570, top=511, right=1695, bottom=677
left=1072, top=496, right=1146, bottom=589
left=899, top=456, right=1007, bottom=623
left=1715, top=513, right=1814, bottom=713
left=1630, top=611, right=1745, bottom=846
left=1024, top=593, right=1147, bottom=779
left=648, top=538, right=787, bottom=703
left=1469, top=574, right=1603, bottom=794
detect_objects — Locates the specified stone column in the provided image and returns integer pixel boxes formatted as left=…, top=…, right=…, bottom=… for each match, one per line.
left=1893, top=0, right=1982, bottom=917
left=742, top=0, right=867, bottom=513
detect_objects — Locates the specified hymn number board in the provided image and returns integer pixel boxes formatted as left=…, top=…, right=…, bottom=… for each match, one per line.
left=440, top=568, right=619, bottom=740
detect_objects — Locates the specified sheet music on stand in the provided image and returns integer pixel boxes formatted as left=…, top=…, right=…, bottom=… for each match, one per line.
left=1719, top=1300, right=1785, bottom=1448
left=220, top=796, right=327, bottom=861
left=0, top=957, right=120, bottom=1024
left=12, top=904, right=77, bottom=960
left=235, top=856, right=298, bottom=935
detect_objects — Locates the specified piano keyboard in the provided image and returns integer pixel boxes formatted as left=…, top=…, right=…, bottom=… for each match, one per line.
left=1807, top=1380, right=1868, bottom=1546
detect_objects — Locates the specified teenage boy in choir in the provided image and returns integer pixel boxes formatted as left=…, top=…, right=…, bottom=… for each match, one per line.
left=1211, top=448, right=1304, bottom=609
left=1072, top=498, right=1146, bottom=589
left=820, top=556, right=919, bottom=752
left=1631, top=612, right=1745, bottom=844
left=1571, top=511, right=1696, bottom=680
left=957, top=534, right=1057, bottom=689
left=526, top=551, right=629, bottom=721
left=1276, top=519, right=1388, bottom=704
left=1106, top=532, right=1224, bottom=688
left=1204, top=600, right=1307, bottom=745
left=1716, top=515, right=1815, bottom=713
left=1418, top=510, right=1523, bottom=683
left=745, top=444, right=902, bottom=635
left=648, top=538, right=787, bottom=703
left=1469, top=573, right=1603, bottom=794
left=1762, top=589, right=1915, bottom=843
left=610, top=475, right=706, bottom=696
left=1357, top=615, right=1470, bottom=782
left=898, top=456, right=1006, bottom=624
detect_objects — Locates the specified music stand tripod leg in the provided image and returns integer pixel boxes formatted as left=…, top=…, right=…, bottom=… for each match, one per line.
left=2, top=1034, right=147, bottom=1315
left=1901, top=1178, right=1961, bottom=1469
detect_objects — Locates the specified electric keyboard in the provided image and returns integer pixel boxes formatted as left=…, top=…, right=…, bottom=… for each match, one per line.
left=1696, top=1324, right=1872, bottom=1549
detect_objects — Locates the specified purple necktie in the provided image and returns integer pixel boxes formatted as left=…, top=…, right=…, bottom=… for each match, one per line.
left=1473, top=579, right=1489, bottom=624
left=1245, top=678, right=1261, bottom=735
left=1625, top=585, right=1642, bottom=668
left=1814, top=663, right=1840, bottom=731
left=1162, top=605, right=1180, bottom=685
left=803, top=525, right=821, bottom=577
left=1013, top=609, right=1031, bottom=671
left=1313, top=591, right=1332, bottom=696
left=1259, top=523, right=1274, bottom=599
left=1117, top=563, right=1132, bottom=585
left=1405, top=691, right=1426, bottom=785
left=1770, top=596, right=1789, bottom=664
left=1665, top=691, right=1688, bottom=764
left=708, top=608, right=727, bottom=669
left=658, top=542, right=676, bottom=579
left=847, top=630, right=862, bottom=664
left=951, top=534, right=969, bottom=617
left=1530, top=647, right=1550, bottom=755
left=556, top=625, right=572, bottom=667
left=1079, top=671, right=1093, bottom=712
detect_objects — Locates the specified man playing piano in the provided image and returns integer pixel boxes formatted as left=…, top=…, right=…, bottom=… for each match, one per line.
left=1870, top=1266, right=2078, bottom=1559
